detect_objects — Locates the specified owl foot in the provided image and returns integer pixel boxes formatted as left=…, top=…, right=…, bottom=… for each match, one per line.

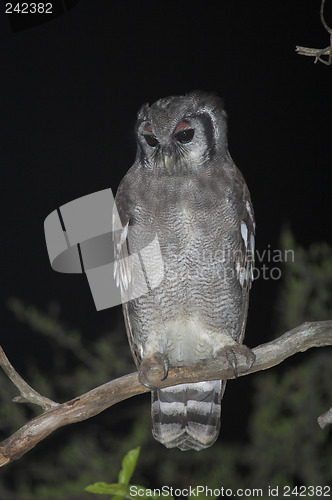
left=220, top=344, right=255, bottom=378
left=138, top=352, right=169, bottom=389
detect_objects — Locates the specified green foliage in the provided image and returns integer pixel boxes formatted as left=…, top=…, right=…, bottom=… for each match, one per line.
left=118, top=447, right=140, bottom=487
left=86, top=447, right=140, bottom=499
left=85, top=447, right=167, bottom=500
left=243, top=230, right=332, bottom=489
left=277, top=229, right=332, bottom=331
left=245, top=353, right=332, bottom=488
left=85, top=448, right=219, bottom=500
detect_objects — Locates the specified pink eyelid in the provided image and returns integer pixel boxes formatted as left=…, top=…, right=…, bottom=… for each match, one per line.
left=175, top=123, right=189, bottom=132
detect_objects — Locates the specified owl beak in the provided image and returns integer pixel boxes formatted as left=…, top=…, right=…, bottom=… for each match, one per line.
left=163, top=152, right=174, bottom=175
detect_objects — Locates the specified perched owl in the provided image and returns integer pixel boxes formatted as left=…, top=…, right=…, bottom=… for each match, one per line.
left=114, top=91, right=255, bottom=451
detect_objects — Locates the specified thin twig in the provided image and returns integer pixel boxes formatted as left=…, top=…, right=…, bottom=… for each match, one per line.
left=0, top=320, right=331, bottom=467
left=317, top=406, right=332, bottom=429
left=317, top=407, right=332, bottom=429
left=0, top=347, right=58, bottom=411
left=296, top=0, right=332, bottom=65
left=295, top=46, right=331, bottom=65
left=320, top=0, right=332, bottom=34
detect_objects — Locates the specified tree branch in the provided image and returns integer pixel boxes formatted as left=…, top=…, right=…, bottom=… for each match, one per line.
left=320, top=0, right=332, bottom=36
left=318, top=407, right=332, bottom=429
left=0, top=320, right=332, bottom=467
left=295, top=45, right=331, bottom=65
left=0, top=347, right=58, bottom=411
left=296, top=0, right=332, bottom=65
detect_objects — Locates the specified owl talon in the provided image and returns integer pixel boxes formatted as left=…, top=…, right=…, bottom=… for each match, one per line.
left=138, top=352, right=169, bottom=389
left=160, top=356, right=169, bottom=381
left=225, top=348, right=239, bottom=378
left=241, top=345, right=256, bottom=373
left=219, top=344, right=255, bottom=378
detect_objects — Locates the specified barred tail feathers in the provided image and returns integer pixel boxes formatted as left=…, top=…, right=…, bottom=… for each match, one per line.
left=151, top=380, right=225, bottom=451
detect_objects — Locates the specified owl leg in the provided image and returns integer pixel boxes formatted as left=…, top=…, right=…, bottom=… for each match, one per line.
left=138, top=352, right=169, bottom=389
left=219, top=344, right=255, bottom=378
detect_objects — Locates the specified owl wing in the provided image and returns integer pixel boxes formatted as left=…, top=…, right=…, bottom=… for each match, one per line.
left=113, top=178, right=132, bottom=297
left=113, top=177, right=142, bottom=367
left=232, top=168, right=255, bottom=343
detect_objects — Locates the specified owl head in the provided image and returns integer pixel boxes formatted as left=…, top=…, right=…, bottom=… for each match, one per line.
left=135, top=91, right=228, bottom=174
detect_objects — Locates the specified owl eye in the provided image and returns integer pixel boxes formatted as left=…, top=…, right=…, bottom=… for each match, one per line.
left=144, top=134, right=159, bottom=147
left=175, top=128, right=195, bottom=144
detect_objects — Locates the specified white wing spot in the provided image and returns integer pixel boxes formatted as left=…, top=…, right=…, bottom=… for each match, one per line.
left=250, top=233, right=255, bottom=255
left=241, top=221, right=248, bottom=248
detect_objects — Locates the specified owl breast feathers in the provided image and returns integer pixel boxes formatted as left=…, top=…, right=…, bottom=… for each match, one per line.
left=114, top=91, right=255, bottom=451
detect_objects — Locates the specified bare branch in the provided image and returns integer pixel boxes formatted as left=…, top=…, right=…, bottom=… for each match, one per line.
left=0, top=320, right=331, bottom=467
left=320, top=0, right=332, bottom=35
left=318, top=406, right=332, bottom=429
left=0, top=347, right=58, bottom=411
left=296, top=0, right=332, bottom=65
left=295, top=45, right=331, bottom=65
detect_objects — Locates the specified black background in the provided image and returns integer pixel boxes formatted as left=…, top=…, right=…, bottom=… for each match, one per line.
left=0, top=1, right=331, bottom=372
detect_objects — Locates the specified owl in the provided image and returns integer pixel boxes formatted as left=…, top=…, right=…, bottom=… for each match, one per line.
left=114, top=91, right=255, bottom=451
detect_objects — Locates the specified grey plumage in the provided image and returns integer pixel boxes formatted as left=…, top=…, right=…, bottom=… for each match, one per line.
left=114, top=91, right=255, bottom=451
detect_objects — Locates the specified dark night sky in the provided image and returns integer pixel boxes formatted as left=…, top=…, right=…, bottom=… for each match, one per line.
left=0, top=1, right=331, bottom=365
